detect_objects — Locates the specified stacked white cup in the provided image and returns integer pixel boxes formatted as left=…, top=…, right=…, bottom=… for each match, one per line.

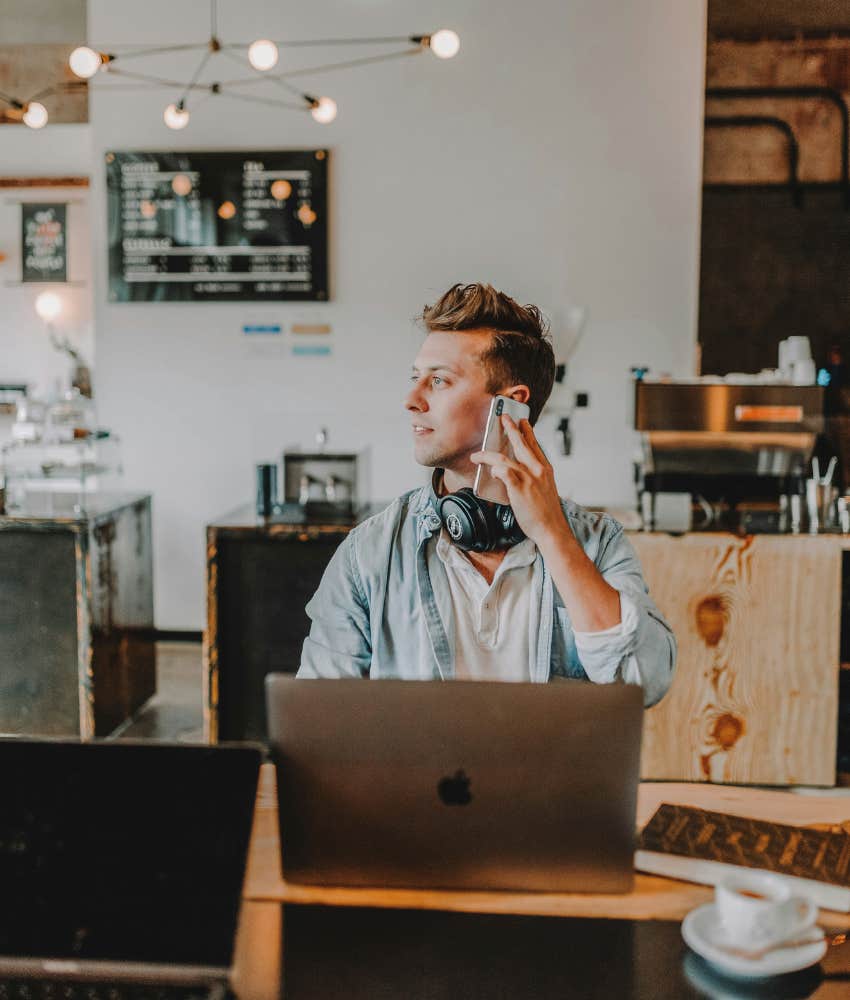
left=778, top=337, right=816, bottom=384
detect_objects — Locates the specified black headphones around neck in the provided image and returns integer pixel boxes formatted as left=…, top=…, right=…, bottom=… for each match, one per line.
left=436, top=479, right=525, bottom=553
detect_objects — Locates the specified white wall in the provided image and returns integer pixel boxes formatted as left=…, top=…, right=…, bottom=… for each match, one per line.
left=0, top=184, right=92, bottom=397
left=82, top=0, right=706, bottom=629
left=0, top=125, right=93, bottom=443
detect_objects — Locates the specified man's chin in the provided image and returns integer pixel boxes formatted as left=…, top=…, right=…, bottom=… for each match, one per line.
left=412, top=439, right=451, bottom=468
left=413, top=448, right=441, bottom=468
left=412, top=445, right=471, bottom=475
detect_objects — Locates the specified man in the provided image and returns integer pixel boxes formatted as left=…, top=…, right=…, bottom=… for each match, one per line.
left=298, top=283, right=675, bottom=705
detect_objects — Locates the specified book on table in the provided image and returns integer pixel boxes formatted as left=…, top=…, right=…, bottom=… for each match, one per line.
left=635, top=803, right=850, bottom=912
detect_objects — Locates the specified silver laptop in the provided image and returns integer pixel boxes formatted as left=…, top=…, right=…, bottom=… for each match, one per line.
left=0, top=738, right=261, bottom=995
left=265, top=677, right=643, bottom=893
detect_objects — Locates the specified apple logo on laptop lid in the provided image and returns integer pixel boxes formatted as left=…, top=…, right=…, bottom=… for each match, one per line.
left=438, top=769, right=472, bottom=806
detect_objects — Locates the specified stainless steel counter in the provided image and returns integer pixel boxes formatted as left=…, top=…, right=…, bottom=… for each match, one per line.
left=1, top=492, right=156, bottom=737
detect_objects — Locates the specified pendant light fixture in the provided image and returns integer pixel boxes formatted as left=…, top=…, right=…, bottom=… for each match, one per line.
left=0, top=0, right=460, bottom=131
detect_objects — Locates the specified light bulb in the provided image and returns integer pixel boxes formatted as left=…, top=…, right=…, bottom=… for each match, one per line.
left=163, top=103, right=189, bottom=130
left=429, top=29, right=460, bottom=59
left=217, top=201, right=236, bottom=220
left=297, top=204, right=317, bottom=226
left=310, top=97, right=337, bottom=124
left=171, top=173, right=193, bottom=196
left=23, top=102, right=48, bottom=129
left=69, top=46, right=102, bottom=79
left=35, top=291, right=62, bottom=322
left=270, top=179, right=292, bottom=201
left=248, top=39, right=279, bottom=71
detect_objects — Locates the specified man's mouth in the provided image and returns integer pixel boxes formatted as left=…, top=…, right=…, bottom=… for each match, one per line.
left=412, top=425, right=433, bottom=435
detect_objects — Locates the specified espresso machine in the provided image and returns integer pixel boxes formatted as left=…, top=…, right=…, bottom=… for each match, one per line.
left=634, top=380, right=825, bottom=533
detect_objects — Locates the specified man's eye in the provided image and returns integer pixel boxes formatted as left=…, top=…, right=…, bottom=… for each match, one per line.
left=432, top=376, right=443, bottom=386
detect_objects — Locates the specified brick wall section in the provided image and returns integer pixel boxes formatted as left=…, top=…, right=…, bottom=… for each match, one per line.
left=704, top=38, right=850, bottom=183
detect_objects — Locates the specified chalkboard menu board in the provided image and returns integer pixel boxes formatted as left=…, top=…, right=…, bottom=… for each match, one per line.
left=106, top=150, right=328, bottom=302
left=22, top=203, right=67, bottom=283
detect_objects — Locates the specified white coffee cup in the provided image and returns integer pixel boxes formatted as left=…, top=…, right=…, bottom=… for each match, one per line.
left=790, top=358, right=816, bottom=385
left=715, top=872, right=817, bottom=949
left=785, top=336, right=812, bottom=362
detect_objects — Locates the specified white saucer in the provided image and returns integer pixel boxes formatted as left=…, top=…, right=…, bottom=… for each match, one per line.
left=681, top=903, right=826, bottom=980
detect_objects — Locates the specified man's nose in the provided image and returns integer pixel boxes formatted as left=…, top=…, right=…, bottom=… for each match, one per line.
left=405, top=380, right=427, bottom=412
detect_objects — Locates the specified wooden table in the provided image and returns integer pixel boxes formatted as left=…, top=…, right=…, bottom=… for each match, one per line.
left=242, top=763, right=850, bottom=921
left=231, top=765, right=850, bottom=998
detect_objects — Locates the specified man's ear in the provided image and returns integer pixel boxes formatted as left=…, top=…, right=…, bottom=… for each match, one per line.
left=502, top=385, right=531, bottom=406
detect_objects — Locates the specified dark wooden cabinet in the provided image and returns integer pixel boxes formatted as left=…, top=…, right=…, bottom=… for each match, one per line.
left=0, top=493, right=155, bottom=737
left=205, top=505, right=372, bottom=742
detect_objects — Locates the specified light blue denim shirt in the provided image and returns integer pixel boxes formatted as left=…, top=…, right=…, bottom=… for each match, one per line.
left=298, top=480, right=676, bottom=707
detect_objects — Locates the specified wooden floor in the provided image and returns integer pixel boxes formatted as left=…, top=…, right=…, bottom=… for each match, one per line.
left=115, top=641, right=205, bottom=742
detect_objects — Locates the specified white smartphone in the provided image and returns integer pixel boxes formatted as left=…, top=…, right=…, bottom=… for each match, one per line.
left=472, top=395, right=531, bottom=504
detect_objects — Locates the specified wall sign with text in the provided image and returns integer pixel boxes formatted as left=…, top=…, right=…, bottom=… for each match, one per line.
left=22, top=203, right=67, bottom=283
left=106, top=149, right=329, bottom=303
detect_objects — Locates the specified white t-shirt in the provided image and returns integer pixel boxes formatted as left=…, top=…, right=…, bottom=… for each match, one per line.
left=431, top=528, right=642, bottom=683
left=434, top=529, right=540, bottom=681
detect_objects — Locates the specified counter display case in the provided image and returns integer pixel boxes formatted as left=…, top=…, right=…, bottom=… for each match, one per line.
left=205, top=504, right=378, bottom=742
left=0, top=493, right=156, bottom=737
left=2, top=434, right=123, bottom=511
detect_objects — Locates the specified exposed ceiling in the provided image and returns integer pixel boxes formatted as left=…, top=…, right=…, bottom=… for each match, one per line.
left=0, top=1, right=87, bottom=125
left=0, top=0, right=85, bottom=44
left=709, top=1, right=850, bottom=39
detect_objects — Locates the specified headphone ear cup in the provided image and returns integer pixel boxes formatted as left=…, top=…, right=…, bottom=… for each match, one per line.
left=438, top=489, right=492, bottom=552
left=494, top=504, right=526, bottom=546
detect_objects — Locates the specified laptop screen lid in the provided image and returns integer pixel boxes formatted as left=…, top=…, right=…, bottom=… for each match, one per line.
left=0, top=740, right=261, bottom=981
left=265, top=677, right=644, bottom=894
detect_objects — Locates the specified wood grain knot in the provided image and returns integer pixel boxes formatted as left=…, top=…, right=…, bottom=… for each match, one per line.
left=711, top=713, right=744, bottom=750
left=695, top=595, right=728, bottom=647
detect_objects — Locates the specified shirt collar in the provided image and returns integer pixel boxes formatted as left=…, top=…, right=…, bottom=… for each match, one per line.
left=435, top=528, right=537, bottom=572
left=414, top=469, right=443, bottom=542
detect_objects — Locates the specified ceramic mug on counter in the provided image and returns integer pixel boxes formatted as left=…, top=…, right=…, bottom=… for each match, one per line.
left=715, top=872, right=817, bottom=949
left=806, top=479, right=838, bottom=533
left=790, top=358, right=817, bottom=385
left=839, top=497, right=850, bottom=534
left=778, top=336, right=813, bottom=380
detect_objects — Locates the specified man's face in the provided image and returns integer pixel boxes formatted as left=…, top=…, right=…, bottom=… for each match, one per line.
left=405, top=330, right=496, bottom=476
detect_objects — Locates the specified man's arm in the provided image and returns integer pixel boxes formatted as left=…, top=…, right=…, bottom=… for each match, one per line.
left=472, top=413, right=624, bottom=630
left=473, top=415, right=676, bottom=705
left=568, top=527, right=676, bottom=706
left=535, top=525, right=621, bottom=631
left=297, top=532, right=372, bottom=678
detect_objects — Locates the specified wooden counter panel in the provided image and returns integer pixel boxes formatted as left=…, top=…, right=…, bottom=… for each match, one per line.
left=632, top=534, right=841, bottom=785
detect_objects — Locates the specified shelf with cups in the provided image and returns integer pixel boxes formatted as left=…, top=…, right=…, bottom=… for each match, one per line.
left=1, top=389, right=123, bottom=516
left=2, top=434, right=123, bottom=515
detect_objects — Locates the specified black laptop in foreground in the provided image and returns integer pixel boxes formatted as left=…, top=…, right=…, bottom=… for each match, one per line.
left=0, top=739, right=262, bottom=998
